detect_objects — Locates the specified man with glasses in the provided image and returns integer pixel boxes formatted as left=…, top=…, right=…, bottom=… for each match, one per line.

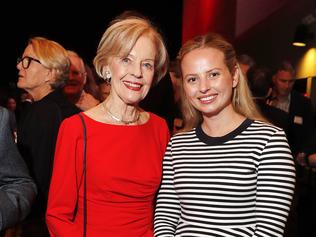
left=16, top=37, right=80, bottom=237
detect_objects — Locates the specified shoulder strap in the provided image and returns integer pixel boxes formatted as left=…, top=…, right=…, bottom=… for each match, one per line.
left=78, top=113, right=87, bottom=237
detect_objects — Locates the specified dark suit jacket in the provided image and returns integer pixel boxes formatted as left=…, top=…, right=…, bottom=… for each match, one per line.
left=287, top=90, right=316, bottom=156
left=256, top=99, right=289, bottom=132
left=17, top=89, right=80, bottom=217
left=0, top=106, right=37, bottom=231
left=140, top=74, right=176, bottom=132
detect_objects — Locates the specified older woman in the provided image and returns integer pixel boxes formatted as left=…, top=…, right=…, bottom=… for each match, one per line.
left=46, top=16, right=169, bottom=237
left=16, top=37, right=80, bottom=236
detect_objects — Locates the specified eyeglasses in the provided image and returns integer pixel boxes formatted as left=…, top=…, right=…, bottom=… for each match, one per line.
left=17, top=56, right=42, bottom=69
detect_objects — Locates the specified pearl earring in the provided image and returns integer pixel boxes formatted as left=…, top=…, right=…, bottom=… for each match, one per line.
left=104, top=71, right=111, bottom=83
left=105, top=71, right=111, bottom=79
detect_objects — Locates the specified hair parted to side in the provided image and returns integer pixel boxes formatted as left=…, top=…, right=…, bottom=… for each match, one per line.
left=177, top=32, right=264, bottom=131
left=275, top=60, right=295, bottom=77
left=93, top=16, right=169, bottom=84
left=29, top=37, right=70, bottom=89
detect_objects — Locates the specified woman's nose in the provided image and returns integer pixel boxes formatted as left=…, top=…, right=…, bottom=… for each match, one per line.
left=199, top=77, right=210, bottom=93
left=131, top=64, right=142, bottom=78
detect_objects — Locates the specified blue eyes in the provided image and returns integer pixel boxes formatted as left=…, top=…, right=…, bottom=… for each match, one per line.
left=143, top=63, right=153, bottom=70
left=121, top=58, right=153, bottom=70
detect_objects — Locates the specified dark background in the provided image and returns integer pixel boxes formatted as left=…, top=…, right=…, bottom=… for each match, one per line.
left=2, top=0, right=316, bottom=110
left=1, top=1, right=183, bottom=89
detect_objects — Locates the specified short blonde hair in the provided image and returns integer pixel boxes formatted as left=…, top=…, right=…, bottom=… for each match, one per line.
left=177, top=33, right=264, bottom=130
left=29, top=37, right=70, bottom=89
left=93, top=17, right=169, bottom=84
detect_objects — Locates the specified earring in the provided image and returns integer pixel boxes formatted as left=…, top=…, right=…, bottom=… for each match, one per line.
left=105, top=71, right=111, bottom=84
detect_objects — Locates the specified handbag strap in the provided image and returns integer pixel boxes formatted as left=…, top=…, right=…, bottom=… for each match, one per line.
left=78, top=113, right=87, bottom=237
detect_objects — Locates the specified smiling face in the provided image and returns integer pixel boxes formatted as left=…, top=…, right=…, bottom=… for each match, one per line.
left=106, top=35, right=156, bottom=105
left=181, top=47, right=238, bottom=119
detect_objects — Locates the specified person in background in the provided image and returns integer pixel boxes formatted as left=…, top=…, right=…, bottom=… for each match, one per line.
left=0, top=106, right=37, bottom=235
left=98, top=80, right=111, bottom=100
left=16, top=37, right=80, bottom=237
left=63, top=51, right=100, bottom=111
left=46, top=15, right=169, bottom=236
left=268, top=61, right=316, bottom=237
left=168, top=60, right=184, bottom=133
left=14, top=91, right=33, bottom=128
left=5, top=97, right=17, bottom=141
left=140, top=65, right=176, bottom=132
left=6, top=97, right=17, bottom=113
left=237, top=53, right=256, bottom=77
left=268, top=61, right=316, bottom=160
left=247, top=65, right=288, bottom=131
left=154, top=32, right=295, bottom=236
left=84, top=63, right=102, bottom=102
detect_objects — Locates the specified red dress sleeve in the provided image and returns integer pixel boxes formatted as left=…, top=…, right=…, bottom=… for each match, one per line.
left=46, top=116, right=83, bottom=237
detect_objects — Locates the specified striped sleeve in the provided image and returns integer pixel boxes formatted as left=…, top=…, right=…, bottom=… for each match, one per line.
left=154, top=140, right=180, bottom=236
left=254, top=129, right=296, bottom=236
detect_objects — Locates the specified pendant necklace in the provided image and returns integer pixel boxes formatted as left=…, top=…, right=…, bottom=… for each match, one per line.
left=102, top=103, right=140, bottom=125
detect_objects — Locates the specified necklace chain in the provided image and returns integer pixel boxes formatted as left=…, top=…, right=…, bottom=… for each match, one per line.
left=102, top=103, right=140, bottom=124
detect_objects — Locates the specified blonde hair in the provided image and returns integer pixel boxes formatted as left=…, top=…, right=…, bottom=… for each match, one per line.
left=93, top=16, right=168, bottom=84
left=177, top=33, right=264, bottom=130
left=29, top=37, right=70, bottom=89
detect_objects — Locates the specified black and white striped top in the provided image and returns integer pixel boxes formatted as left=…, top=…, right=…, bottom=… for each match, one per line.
left=154, top=119, right=295, bottom=237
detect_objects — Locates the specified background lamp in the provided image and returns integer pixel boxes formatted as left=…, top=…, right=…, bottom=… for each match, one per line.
left=293, top=24, right=314, bottom=47
left=296, top=48, right=316, bottom=101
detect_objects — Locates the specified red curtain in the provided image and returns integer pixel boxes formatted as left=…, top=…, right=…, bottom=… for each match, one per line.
left=182, top=0, right=237, bottom=43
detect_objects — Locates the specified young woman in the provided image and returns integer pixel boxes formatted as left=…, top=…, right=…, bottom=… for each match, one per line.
left=154, top=33, right=295, bottom=237
left=46, top=16, right=169, bottom=236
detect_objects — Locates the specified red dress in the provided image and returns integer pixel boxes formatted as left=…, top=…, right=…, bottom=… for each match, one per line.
left=46, top=112, right=169, bottom=237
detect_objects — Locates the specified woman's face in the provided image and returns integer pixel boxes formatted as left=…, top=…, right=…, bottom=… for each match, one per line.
left=106, top=35, right=156, bottom=105
left=16, top=44, right=50, bottom=93
left=181, top=47, right=238, bottom=118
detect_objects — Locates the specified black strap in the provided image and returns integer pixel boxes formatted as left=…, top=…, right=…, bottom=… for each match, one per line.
left=78, top=113, right=87, bottom=237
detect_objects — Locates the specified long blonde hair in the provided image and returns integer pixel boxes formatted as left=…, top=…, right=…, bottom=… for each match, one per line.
left=177, top=33, right=264, bottom=130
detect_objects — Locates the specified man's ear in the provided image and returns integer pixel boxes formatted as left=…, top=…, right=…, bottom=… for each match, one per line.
left=83, top=72, right=87, bottom=85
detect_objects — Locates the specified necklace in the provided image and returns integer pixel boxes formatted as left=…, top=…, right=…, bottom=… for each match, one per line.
left=102, top=103, right=140, bottom=125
